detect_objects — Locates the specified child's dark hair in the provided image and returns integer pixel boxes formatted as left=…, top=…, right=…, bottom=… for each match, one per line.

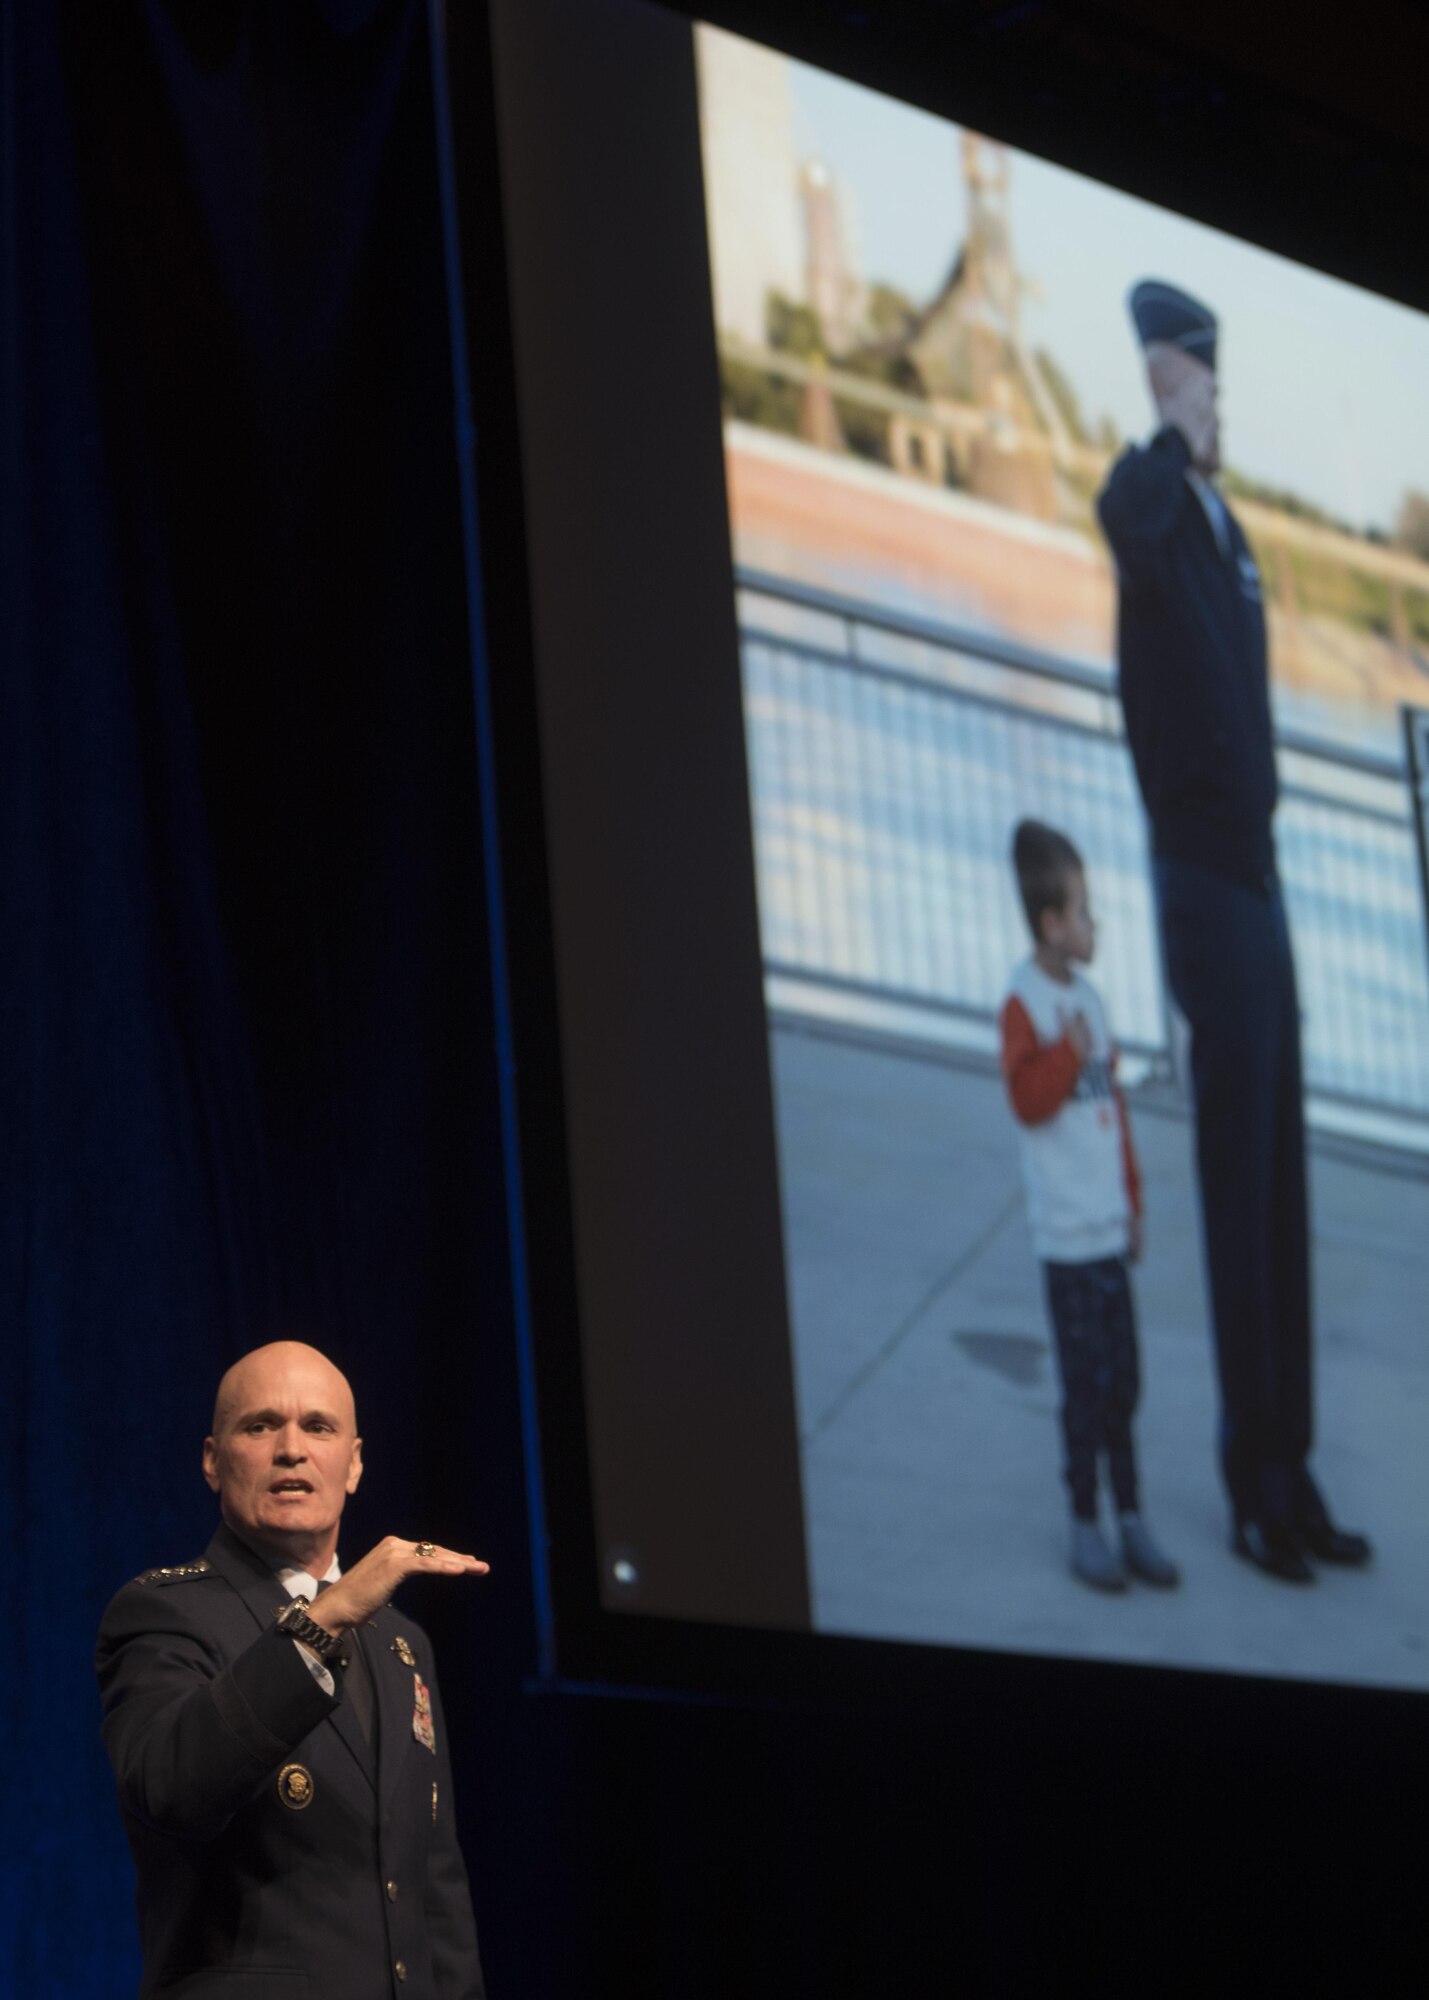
left=1012, top=819, right=1083, bottom=943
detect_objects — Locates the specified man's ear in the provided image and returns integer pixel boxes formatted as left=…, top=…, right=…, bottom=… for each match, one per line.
left=346, top=1437, right=364, bottom=1496
left=202, top=1436, right=220, bottom=1494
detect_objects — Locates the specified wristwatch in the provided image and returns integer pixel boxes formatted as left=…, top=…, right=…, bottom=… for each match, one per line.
left=274, top=1595, right=341, bottom=1661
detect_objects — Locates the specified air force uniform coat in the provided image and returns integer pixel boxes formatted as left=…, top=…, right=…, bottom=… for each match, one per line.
left=96, top=1522, right=485, bottom=1999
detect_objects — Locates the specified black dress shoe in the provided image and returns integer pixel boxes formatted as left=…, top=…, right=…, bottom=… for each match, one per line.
left=1232, top=1520, right=1315, bottom=1584
left=1296, top=1519, right=1373, bottom=1567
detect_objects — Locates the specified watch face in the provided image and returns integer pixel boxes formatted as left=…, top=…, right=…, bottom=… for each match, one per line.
left=278, top=1600, right=329, bottom=1649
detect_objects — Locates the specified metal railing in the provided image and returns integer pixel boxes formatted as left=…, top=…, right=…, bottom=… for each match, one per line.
left=736, top=567, right=1429, bottom=1145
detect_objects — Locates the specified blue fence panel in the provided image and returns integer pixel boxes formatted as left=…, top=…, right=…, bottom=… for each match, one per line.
left=737, top=574, right=1429, bottom=1141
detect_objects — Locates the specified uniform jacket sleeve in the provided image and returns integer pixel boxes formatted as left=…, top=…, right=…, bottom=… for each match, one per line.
left=1000, top=994, right=1081, bottom=1125
left=421, top=1646, right=486, bottom=1999
left=96, top=1576, right=340, bottom=1842
left=1096, top=425, right=1193, bottom=577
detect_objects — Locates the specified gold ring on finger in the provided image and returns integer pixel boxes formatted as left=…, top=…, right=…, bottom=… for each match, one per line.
left=414, top=1541, right=436, bottom=1557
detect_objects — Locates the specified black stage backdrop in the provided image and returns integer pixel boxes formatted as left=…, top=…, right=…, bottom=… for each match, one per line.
left=0, top=1, right=531, bottom=1988
left=4, top=2, right=1426, bottom=1995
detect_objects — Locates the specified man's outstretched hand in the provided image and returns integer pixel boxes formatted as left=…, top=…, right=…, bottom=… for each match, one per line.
left=311, top=1537, right=489, bottom=1637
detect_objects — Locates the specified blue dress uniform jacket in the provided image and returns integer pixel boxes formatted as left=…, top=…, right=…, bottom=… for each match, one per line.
left=1097, top=423, right=1278, bottom=892
left=96, top=1523, right=485, bottom=2000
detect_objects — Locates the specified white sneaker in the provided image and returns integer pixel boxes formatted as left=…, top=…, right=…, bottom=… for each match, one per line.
left=1120, top=1513, right=1181, bottom=1588
left=1069, top=1519, right=1126, bottom=1592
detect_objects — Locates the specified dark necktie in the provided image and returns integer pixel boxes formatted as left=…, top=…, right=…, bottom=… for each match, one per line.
left=316, top=1580, right=377, bottom=1748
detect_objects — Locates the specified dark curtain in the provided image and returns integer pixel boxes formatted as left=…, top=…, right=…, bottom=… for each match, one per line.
left=1, top=3, right=526, bottom=1988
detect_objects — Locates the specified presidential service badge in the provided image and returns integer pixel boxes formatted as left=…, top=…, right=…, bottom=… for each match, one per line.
left=277, top=1762, right=315, bottom=1811
left=412, top=1673, right=436, bottom=1753
left=392, top=1634, right=417, bottom=1668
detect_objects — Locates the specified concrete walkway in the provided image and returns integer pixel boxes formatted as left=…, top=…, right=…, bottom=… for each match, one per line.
left=771, top=1016, right=1429, bottom=1690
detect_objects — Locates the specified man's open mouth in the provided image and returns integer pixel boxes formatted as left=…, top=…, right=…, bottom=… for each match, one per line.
left=269, top=1479, right=314, bottom=1494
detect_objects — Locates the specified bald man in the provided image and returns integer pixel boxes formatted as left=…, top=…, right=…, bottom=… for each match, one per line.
left=96, top=1343, right=489, bottom=1998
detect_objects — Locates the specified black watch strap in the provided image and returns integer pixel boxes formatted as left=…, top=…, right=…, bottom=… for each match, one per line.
left=275, top=1595, right=341, bottom=1661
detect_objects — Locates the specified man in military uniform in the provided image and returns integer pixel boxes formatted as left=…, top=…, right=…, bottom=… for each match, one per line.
left=96, top=1341, right=489, bottom=1997
left=1097, top=283, right=1371, bottom=1584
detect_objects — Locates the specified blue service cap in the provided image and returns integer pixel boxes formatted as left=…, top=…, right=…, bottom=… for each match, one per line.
left=1128, top=280, right=1218, bottom=372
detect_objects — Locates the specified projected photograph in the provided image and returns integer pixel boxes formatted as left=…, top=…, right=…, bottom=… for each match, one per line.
left=696, top=25, right=1429, bottom=1688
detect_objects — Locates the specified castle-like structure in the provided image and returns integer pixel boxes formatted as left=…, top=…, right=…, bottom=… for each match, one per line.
left=697, top=31, right=1064, bottom=518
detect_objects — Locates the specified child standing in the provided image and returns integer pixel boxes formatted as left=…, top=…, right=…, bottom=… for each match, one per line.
left=1000, top=820, right=1179, bottom=1592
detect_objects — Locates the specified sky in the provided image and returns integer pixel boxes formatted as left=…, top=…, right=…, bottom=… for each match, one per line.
left=785, top=60, right=1429, bottom=535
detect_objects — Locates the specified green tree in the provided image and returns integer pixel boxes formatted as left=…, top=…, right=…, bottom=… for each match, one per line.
left=1395, top=489, right=1429, bottom=563
left=839, top=347, right=923, bottom=396
left=765, top=292, right=825, bottom=358
left=719, top=359, right=802, bottom=438
left=866, top=282, right=917, bottom=343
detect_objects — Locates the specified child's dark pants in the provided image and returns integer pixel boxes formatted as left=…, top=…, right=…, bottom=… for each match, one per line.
left=1043, top=1255, right=1140, bottom=1521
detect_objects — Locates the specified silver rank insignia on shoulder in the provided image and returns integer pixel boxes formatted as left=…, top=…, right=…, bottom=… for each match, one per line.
left=136, top=1558, right=212, bottom=1586
left=392, top=1634, right=417, bottom=1667
left=277, top=1763, right=315, bottom=1811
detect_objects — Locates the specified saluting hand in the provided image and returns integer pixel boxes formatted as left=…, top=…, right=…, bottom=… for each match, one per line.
left=1148, top=344, right=1219, bottom=472
left=310, top=1537, right=489, bottom=1638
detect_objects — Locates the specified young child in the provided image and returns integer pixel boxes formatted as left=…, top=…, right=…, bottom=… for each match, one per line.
left=999, top=820, right=1179, bottom=1593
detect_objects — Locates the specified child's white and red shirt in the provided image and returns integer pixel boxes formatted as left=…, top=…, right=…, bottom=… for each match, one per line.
left=999, top=955, right=1142, bottom=1264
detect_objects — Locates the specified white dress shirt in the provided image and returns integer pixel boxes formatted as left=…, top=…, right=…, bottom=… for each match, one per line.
left=1187, top=468, right=1231, bottom=559
left=274, top=1554, right=341, bottom=1696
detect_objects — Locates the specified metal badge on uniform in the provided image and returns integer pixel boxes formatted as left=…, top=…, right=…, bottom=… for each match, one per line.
left=412, top=1673, right=436, bottom=1753
left=277, top=1762, right=315, bottom=1811
left=431, top=1780, right=439, bottom=1823
left=392, top=1634, right=417, bottom=1668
